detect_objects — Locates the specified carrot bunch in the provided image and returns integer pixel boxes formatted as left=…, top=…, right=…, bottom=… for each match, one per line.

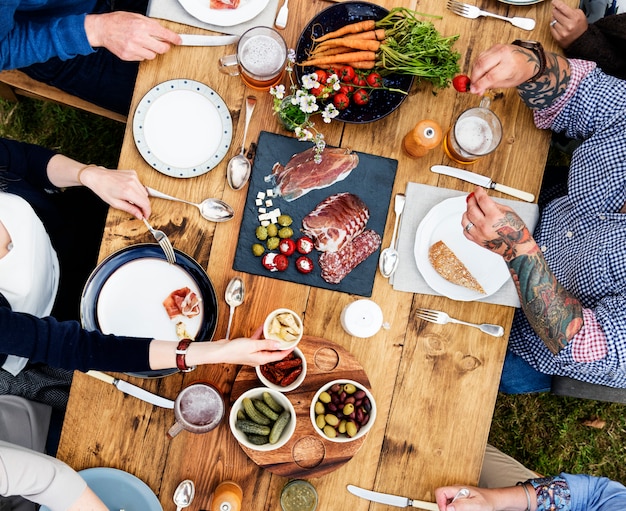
left=299, top=8, right=461, bottom=89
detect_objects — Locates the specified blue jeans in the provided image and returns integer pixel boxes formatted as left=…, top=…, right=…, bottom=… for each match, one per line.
left=20, top=0, right=147, bottom=115
left=499, top=347, right=553, bottom=394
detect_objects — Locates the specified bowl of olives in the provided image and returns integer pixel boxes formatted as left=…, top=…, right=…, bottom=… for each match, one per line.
left=309, top=379, right=376, bottom=443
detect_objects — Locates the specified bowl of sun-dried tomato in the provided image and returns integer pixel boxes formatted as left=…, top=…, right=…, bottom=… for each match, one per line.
left=256, top=348, right=306, bottom=392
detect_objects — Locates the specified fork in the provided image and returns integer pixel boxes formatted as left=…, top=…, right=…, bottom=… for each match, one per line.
left=143, top=218, right=176, bottom=264
left=446, top=0, right=536, bottom=31
left=415, top=308, right=504, bottom=337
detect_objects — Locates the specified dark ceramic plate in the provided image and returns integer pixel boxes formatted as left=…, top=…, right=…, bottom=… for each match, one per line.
left=80, top=244, right=218, bottom=378
left=295, top=1, right=414, bottom=124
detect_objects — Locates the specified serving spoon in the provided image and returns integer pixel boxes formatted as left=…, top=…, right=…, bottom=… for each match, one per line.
left=225, top=277, right=245, bottom=340
left=378, top=194, right=406, bottom=278
left=173, top=479, right=195, bottom=511
left=227, top=95, right=257, bottom=190
left=146, top=186, right=234, bottom=222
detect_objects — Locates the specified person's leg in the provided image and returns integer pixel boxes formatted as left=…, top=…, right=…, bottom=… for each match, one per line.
left=479, top=444, right=540, bottom=488
left=499, top=347, right=553, bottom=394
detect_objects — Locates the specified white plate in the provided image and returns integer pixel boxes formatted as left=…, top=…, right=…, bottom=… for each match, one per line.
left=133, top=79, right=232, bottom=178
left=414, top=196, right=510, bottom=301
left=41, top=467, right=162, bottom=511
left=497, top=0, right=544, bottom=4
left=177, top=0, right=271, bottom=26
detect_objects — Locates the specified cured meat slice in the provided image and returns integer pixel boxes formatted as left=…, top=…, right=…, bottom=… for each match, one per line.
left=428, top=241, right=485, bottom=293
left=272, top=147, right=359, bottom=201
left=319, top=230, right=381, bottom=284
left=163, top=287, right=202, bottom=319
left=301, top=192, right=370, bottom=253
left=210, top=0, right=240, bottom=9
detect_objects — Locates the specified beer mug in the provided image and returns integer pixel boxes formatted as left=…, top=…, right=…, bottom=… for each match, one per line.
left=167, top=382, right=225, bottom=438
left=218, top=27, right=287, bottom=90
left=442, top=96, right=502, bottom=165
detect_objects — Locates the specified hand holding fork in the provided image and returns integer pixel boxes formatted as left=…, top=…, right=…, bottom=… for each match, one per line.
left=143, top=218, right=176, bottom=264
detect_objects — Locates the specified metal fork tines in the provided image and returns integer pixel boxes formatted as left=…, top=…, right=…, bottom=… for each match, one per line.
left=415, top=308, right=504, bottom=337
left=446, top=0, right=536, bottom=31
left=143, top=218, right=176, bottom=264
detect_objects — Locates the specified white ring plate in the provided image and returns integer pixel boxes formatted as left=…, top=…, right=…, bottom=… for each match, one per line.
left=414, top=196, right=510, bottom=301
left=177, top=0, right=270, bottom=26
left=133, top=79, right=232, bottom=178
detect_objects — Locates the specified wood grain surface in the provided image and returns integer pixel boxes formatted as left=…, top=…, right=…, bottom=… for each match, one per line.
left=231, top=335, right=371, bottom=478
left=57, top=1, right=579, bottom=509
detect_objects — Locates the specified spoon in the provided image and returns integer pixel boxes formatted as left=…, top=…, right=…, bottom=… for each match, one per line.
left=227, top=95, right=257, bottom=191
left=146, top=186, right=234, bottom=222
left=173, top=479, right=195, bottom=511
left=225, top=277, right=245, bottom=340
left=378, top=193, right=406, bottom=278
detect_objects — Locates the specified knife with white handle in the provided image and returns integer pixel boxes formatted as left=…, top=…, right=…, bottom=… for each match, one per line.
left=431, top=165, right=535, bottom=203
left=347, top=485, right=439, bottom=511
left=178, top=34, right=239, bottom=46
left=86, top=370, right=174, bottom=409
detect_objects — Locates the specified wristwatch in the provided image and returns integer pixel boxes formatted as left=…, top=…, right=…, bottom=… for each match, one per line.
left=512, top=40, right=546, bottom=82
left=175, top=338, right=196, bottom=372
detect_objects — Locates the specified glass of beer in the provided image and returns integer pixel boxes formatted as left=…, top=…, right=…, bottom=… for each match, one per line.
left=442, top=96, right=502, bottom=165
left=218, top=27, right=287, bottom=90
left=167, top=381, right=225, bottom=438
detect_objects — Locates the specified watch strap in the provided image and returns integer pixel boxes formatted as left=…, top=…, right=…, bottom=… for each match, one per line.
left=512, top=40, right=546, bottom=82
left=175, top=338, right=196, bottom=372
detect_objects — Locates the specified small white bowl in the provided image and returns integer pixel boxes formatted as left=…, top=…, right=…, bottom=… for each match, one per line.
left=309, top=379, right=376, bottom=443
left=263, top=308, right=304, bottom=350
left=256, top=347, right=307, bottom=392
left=230, top=387, right=296, bottom=451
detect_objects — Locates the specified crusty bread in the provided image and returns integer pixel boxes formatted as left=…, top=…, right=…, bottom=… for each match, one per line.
left=428, top=240, right=485, bottom=294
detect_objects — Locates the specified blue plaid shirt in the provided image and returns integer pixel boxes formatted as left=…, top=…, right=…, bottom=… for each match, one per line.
left=509, top=61, right=626, bottom=387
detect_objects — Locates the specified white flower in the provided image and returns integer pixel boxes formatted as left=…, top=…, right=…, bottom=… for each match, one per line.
left=271, top=84, right=286, bottom=100
left=327, top=74, right=341, bottom=91
left=322, top=104, right=339, bottom=123
left=298, top=94, right=319, bottom=114
left=295, top=127, right=314, bottom=141
left=301, top=73, right=319, bottom=90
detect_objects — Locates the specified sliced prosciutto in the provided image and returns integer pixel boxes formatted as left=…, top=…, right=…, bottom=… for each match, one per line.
left=271, top=147, right=359, bottom=201
left=210, top=0, right=240, bottom=8
left=319, top=230, right=381, bottom=284
left=301, top=192, right=370, bottom=253
left=163, top=287, right=202, bottom=319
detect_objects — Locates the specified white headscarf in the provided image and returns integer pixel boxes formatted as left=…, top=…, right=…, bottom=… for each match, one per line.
left=0, top=192, right=59, bottom=375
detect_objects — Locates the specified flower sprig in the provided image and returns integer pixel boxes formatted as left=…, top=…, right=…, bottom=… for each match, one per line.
left=270, top=49, right=341, bottom=163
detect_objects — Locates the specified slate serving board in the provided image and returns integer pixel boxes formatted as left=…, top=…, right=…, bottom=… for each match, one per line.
left=233, top=131, right=397, bottom=297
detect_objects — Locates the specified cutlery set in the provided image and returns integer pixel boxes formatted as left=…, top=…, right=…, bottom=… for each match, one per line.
left=446, top=0, right=536, bottom=30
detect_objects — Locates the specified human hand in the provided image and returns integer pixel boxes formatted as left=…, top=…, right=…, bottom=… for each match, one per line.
left=209, top=326, right=294, bottom=366
left=462, top=187, right=536, bottom=262
left=435, top=486, right=492, bottom=511
left=84, top=12, right=181, bottom=61
left=80, top=166, right=151, bottom=220
left=468, top=44, right=540, bottom=95
left=551, top=0, right=589, bottom=49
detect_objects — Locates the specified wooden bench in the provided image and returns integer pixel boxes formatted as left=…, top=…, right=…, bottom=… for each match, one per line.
left=551, top=375, right=626, bottom=404
left=0, top=69, right=127, bottom=123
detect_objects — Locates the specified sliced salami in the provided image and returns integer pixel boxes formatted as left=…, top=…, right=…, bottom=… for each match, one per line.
left=319, top=230, right=381, bottom=284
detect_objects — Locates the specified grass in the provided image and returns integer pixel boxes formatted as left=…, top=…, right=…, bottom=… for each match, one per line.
left=2, top=97, right=626, bottom=485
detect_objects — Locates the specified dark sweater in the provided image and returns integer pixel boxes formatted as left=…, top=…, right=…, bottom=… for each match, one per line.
left=0, top=137, right=153, bottom=372
left=566, top=13, right=626, bottom=80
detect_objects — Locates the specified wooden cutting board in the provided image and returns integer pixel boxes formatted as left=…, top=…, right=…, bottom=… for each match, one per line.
left=230, top=335, right=371, bottom=477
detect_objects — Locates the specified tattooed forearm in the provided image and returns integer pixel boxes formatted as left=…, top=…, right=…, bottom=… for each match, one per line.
left=508, top=252, right=584, bottom=354
left=482, top=212, right=533, bottom=261
left=516, top=51, right=571, bottom=110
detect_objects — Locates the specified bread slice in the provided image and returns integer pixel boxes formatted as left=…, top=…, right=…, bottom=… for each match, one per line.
left=428, top=240, right=485, bottom=294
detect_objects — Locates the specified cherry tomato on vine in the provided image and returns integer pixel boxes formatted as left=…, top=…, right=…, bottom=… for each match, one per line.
left=452, top=74, right=471, bottom=92
left=366, top=72, right=383, bottom=88
left=353, top=88, right=370, bottom=106
left=313, top=69, right=328, bottom=85
left=338, top=65, right=356, bottom=82
left=333, top=92, right=350, bottom=110
left=338, top=84, right=354, bottom=95
left=352, top=75, right=367, bottom=87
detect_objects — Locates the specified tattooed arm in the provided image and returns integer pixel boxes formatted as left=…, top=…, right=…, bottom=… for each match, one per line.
left=463, top=188, right=583, bottom=353
left=469, top=43, right=571, bottom=110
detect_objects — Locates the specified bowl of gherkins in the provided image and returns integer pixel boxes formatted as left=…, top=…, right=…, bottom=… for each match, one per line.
left=229, top=387, right=296, bottom=451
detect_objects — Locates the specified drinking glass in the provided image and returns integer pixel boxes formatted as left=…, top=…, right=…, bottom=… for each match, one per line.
left=167, top=382, right=224, bottom=438
left=218, top=27, right=287, bottom=90
left=442, top=96, right=502, bottom=165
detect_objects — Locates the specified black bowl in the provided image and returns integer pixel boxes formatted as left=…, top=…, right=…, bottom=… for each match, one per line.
left=295, top=1, right=414, bottom=124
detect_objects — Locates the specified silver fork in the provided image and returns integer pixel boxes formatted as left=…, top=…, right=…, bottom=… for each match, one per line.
left=415, top=308, right=504, bottom=337
left=143, top=218, right=176, bottom=264
left=446, top=0, right=536, bottom=31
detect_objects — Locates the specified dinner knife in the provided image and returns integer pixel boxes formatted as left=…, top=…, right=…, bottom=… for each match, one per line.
left=431, top=165, right=535, bottom=203
left=178, top=34, right=239, bottom=47
left=347, top=485, right=439, bottom=511
left=85, top=370, right=175, bottom=409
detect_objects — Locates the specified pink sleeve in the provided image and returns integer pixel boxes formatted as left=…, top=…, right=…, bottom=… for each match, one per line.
left=570, top=308, right=608, bottom=363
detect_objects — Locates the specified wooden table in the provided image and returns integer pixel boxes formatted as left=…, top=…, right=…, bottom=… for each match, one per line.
left=57, top=0, right=574, bottom=508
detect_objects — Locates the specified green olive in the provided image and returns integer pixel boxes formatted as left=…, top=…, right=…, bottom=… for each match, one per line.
left=325, top=414, right=339, bottom=427
left=266, top=223, right=278, bottom=237
left=278, top=227, right=294, bottom=239
left=343, top=383, right=357, bottom=394
left=266, top=237, right=279, bottom=250
left=343, top=403, right=355, bottom=416
left=255, top=226, right=268, bottom=241
left=318, top=392, right=331, bottom=404
left=252, top=244, right=265, bottom=257
left=323, top=425, right=337, bottom=438
left=277, top=214, right=293, bottom=227
left=316, top=414, right=326, bottom=429
left=346, top=421, right=358, bottom=437
left=338, top=419, right=347, bottom=434
left=314, top=402, right=325, bottom=415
